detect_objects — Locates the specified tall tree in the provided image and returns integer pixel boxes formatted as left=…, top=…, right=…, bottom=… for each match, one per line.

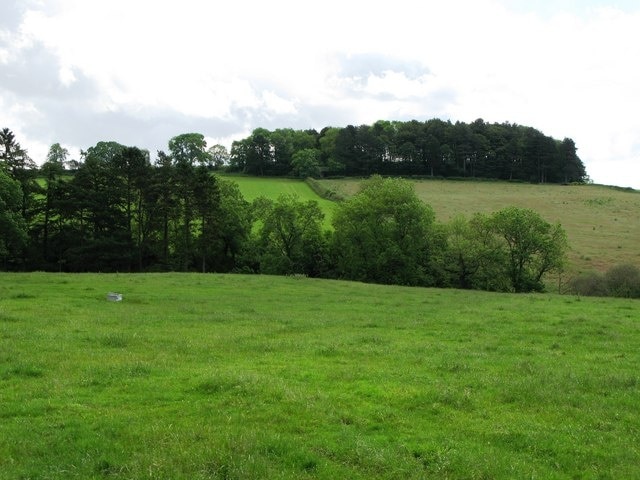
left=114, top=146, right=152, bottom=270
left=193, top=166, right=220, bottom=273
left=246, top=128, right=273, bottom=175
left=64, top=141, right=130, bottom=271
left=0, top=169, right=27, bottom=269
left=39, top=143, right=68, bottom=264
left=208, top=144, right=230, bottom=169
left=148, top=150, right=178, bottom=268
left=291, top=148, right=321, bottom=178
left=0, top=128, right=38, bottom=221
left=214, top=179, right=253, bottom=272
left=558, top=138, right=586, bottom=183
left=225, top=119, right=587, bottom=183
left=168, top=133, right=212, bottom=270
left=318, top=127, right=343, bottom=174
left=442, top=213, right=507, bottom=291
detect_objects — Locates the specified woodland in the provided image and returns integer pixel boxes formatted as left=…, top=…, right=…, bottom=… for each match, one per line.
left=0, top=122, right=586, bottom=293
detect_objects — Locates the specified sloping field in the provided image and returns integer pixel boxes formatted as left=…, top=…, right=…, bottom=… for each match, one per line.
left=224, top=175, right=337, bottom=228
left=319, top=179, right=640, bottom=275
left=223, top=175, right=319, bottom=201
left=1, top=272, right=639, bottom=479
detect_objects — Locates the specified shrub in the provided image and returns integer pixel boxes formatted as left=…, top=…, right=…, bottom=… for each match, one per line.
left=606, top=264, right=640, bottom=298
left=567, top=271, right=608, bottom=297
left=305, top=177, right=346, bottom=202
left=568, top=264, right=640, bottom=298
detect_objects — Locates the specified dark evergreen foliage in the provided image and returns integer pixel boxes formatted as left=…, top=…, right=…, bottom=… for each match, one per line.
left=230, top=119, right=586, bottom=182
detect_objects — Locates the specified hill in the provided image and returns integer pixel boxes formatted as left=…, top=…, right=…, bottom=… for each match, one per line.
left=312, top=178, right=639, bottom=276
left=1, top=272, right=638, bottom=478
left=228, top=175, right=639, bottom=277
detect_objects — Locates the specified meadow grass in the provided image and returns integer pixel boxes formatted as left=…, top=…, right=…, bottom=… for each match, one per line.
left=1, top=272, right=639, bottom=479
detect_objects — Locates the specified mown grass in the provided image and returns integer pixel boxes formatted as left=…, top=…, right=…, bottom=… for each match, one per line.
left=1, top=272, right=639, bottom=479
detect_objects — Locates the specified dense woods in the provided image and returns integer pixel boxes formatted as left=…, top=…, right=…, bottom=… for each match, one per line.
left=230, top=119, right=587, bottom=183
left=1, top=125, right=577, bottom=292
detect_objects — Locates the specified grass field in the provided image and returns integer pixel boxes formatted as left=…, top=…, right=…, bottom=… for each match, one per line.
left=1, top=272, right=639, bottom=479
left=223, top=175, right=337, bottom=229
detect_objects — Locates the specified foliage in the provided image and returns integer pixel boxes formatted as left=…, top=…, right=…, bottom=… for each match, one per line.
left=568, top=264, right=640, bottom=298
left=331, top=176, right=441, bottom=286
left=567, top=271, right=609, bottom=297
left=251, top=194, right=327, bottom=276
left=207, top=144, right=230, bottom=168
left=441, top=213, right=507, bottom=290
left=167, top=132, right=211, bottom=166
left=213, top=179, right=253, bottom=271
left=0, top=169, right=27, bottom=263
left=439, top=209, right=568, bottom=293
left=229, top=119, right=586, bottom=182
left=0, top=127, right=39, bottom=223
left=291, top=148, right=321, bottom=178
left=305, top=177, right=346, bottom=202
left=489, top=207, right=568, bottom=292
left=0, top=127, right=589, bottom=294
left=318, top=177, right=640, bottom=278
left=605, top=263, right=640, bottom=298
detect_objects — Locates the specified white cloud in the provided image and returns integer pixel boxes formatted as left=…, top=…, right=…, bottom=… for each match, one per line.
left=261, top=91, right=297, bottom=115
left=0, top=0, right=639, bottom=188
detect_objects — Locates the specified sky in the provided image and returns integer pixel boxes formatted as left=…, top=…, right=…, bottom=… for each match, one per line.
left=1, top=0, right=639, bottom=189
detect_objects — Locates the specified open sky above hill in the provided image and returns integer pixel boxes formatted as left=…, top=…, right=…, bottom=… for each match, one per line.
left=1, top=0, right=639, bottom=188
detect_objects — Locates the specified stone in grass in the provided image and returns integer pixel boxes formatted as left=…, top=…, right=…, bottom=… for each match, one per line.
left=106, top=292, right=123, bottom=302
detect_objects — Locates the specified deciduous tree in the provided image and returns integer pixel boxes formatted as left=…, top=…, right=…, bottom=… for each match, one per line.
left=291, top=148, right=321, bottom=178
left=489, top=207, right=567, bottom=292
left=253, top=194, right=325, bottom=275
left=332, top=176, right=440, bottom=286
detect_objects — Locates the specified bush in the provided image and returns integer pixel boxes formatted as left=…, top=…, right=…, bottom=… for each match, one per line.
left=568, top=271, right=608, bottom=297
left=606, top=264, right=640, bottom=298
left=305, top=178, right=346, bottom=202
left=568, top=264, right=640, bottom=298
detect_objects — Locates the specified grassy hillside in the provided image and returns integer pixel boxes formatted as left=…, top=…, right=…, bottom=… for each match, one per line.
left=1, top=272, right=639, bottom=479
left=226, top=175, right=639, bottom=275
left=317, top=179, right=640, bottom=276
left=223, top=175, right=337, bottom=228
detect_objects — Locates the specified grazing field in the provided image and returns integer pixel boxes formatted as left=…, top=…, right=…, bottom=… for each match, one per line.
left=1, top=272, right=639, bottom=479
left=317, top=179, right=640, bottom=276
left=223, top=175, right=337, bottom=229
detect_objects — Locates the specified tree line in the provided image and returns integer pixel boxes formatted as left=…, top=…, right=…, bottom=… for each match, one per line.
left=230, top=119, right=587, bottom=183
left=1, top=128, right=568, bottom=292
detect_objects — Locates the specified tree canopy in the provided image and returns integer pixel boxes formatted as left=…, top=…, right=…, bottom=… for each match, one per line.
left=230, top=119, right=587, bottom=183
left=332, top=176, right=441, bottom=286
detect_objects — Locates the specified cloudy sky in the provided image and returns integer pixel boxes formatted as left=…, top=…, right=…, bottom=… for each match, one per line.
left=1, top=0, right=639, bottom=188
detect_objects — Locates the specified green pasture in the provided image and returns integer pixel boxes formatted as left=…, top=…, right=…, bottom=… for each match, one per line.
left=1, top=272, right=639, bottom=479
left=223, top=175, right=337, bottom=228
